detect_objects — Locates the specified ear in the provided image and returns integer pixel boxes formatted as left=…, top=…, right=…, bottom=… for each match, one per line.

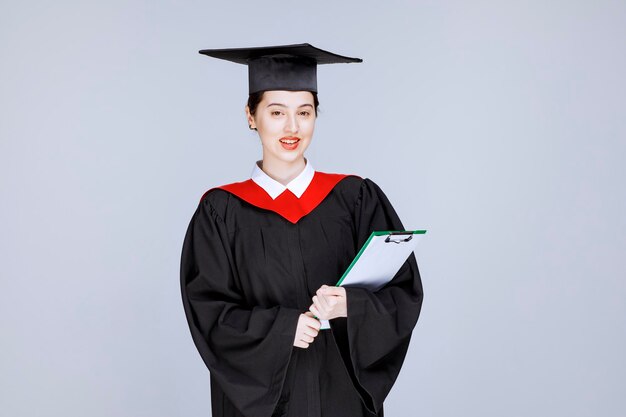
left=244, top=105, right=256, bottom=130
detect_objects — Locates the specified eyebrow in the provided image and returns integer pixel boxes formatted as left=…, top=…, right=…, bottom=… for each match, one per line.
left=266, top=103, right=314, bottom=108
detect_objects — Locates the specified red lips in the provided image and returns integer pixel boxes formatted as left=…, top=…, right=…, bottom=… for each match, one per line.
left=279, top=136, right=300, bottom=150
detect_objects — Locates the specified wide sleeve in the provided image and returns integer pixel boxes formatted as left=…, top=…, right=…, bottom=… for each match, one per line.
left=329, top=178, right=424, bottom=414
left=180, top=194, right=302, bottom=417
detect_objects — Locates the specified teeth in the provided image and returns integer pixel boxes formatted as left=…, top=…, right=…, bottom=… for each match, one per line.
left=280, top=139, right=299, bottom=144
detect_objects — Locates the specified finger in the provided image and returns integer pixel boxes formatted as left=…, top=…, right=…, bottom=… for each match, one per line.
left=303, top=324, right=319, bottom=336
left=304, top=314, right=322, bottom=330
left=315, top=290, right=332, bottom=311
left=303, top=327, right=319, bottom=338
left=295, top=340, right=310, bottom=349
left=311, top=296, right=327, bottom=316
left=309, top=305, right=323, bottom=321
left=321, top=286, right=345, bottom=297
left=304, top=311, right=321, bottom=325
left=303, top=305, right=324, bottom=320
left=301, top=334, right=315, bottom=343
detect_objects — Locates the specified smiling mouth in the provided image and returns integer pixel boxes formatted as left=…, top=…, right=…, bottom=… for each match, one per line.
left=279, top=137, right=300, bottom=144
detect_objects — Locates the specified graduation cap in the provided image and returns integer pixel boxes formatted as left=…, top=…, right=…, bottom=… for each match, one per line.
left=198, top=43, right=363, bottom=94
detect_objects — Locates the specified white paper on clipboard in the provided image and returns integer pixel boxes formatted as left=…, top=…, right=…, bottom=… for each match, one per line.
left=319, top=230, right=426, bottom=329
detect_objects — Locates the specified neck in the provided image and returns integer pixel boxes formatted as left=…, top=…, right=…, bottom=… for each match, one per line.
left=260, top=156, right=306, bottom=185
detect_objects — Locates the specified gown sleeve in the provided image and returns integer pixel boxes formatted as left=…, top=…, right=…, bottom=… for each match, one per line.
left=330, top=178, right=424, bottom=414
left=180, top=193, right=302, bottom=417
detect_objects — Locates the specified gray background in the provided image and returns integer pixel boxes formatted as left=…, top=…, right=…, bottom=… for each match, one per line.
left=1, top=1, right=625, bottom=416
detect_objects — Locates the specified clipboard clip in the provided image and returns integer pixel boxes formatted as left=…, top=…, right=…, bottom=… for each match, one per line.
left=385, top=232, right=413, bottom=244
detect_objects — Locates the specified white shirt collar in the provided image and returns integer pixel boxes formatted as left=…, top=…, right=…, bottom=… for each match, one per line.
left=251, top=159, right=315, bottom=199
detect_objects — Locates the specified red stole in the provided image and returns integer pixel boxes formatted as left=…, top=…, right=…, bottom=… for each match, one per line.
left=203, top=172, right=358, bottom=224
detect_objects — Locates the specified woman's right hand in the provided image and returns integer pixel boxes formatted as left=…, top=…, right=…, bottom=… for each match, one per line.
left=293, top=311, right=321, bottom=348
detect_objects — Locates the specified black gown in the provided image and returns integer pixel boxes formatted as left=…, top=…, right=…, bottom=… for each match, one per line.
left=180, top=174, right=423, bottom=417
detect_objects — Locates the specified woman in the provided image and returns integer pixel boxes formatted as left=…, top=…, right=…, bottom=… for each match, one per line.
left=180, top=43, right=423, bottom=417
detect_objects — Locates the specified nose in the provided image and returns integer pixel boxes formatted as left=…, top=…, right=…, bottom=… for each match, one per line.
left=284, top=113, right=299, bottom=134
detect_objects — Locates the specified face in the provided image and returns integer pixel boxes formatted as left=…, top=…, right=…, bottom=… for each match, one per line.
left=246, top=90, right=316, bottom=166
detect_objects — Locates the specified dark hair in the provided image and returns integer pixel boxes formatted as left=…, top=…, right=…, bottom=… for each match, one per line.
left=247, top=91, right=320, bottom=118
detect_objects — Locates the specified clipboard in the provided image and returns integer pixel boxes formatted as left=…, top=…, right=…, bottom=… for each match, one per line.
left=319, top=230, right=426, bottom=329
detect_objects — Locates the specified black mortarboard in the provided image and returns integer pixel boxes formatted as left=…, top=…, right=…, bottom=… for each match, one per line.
left=198, top=43, right=362, bottom=94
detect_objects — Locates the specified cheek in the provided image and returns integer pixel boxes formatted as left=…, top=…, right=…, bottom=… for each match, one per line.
left=257, top=118, right=283, bottom=132
left=255, top=122, right=277, bottom=140
left=258, top=134, right=275, bottom=149
left=302, top=119, right=316, bottom=135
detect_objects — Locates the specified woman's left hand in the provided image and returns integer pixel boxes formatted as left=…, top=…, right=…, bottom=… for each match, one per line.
left=309, top=285, right=347, bottom=320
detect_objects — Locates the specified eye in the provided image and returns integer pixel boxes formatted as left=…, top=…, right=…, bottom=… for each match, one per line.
left=299, top=110, right=311, bottom=117
left=271, top=110, right=283, bottom=116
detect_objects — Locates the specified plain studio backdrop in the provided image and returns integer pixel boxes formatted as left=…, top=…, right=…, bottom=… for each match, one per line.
left=1, top=1, right=625, bottom=416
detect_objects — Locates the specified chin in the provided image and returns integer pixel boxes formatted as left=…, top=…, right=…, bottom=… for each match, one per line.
left=278, top=153, right=303, bottom=163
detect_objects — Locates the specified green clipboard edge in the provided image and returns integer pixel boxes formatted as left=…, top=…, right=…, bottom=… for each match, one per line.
left=334, top=230, right=427, bottom=287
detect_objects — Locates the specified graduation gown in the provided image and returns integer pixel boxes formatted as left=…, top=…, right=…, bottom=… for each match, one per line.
left=180, top=172, right=423, bottom=417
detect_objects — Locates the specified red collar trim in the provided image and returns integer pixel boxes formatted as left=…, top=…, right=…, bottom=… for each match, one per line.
left=203, top=172, right=358, bottom=224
